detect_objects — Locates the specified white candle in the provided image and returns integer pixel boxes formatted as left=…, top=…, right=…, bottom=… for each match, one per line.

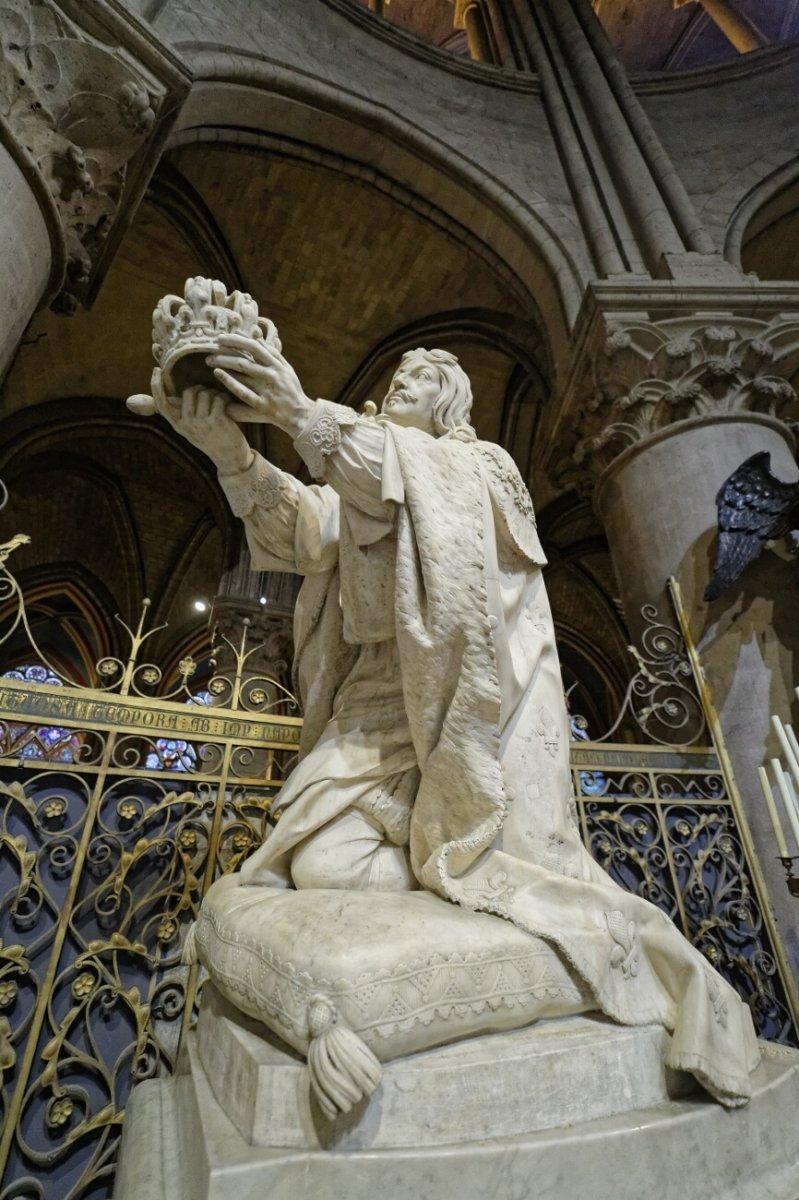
left=758, top=765, right=789, bottom=857
left=771, top=758, right=799, bottom=852
left=785, top=724, right=799, bottom=772
left=771, top=715, right=799, bottom=791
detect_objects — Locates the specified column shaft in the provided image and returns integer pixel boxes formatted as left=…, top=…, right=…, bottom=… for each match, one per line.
left=481, top=0, right=527, bottom=68
left=700, top=0, right=769, bottom=53
left=0, top=142, right=56, bottom=380
left=463, top=3, right=493, bottom=62
left=513, top=0, right=635, bottom=276
left=510, top=0, right=717, bottom=279
left=570, top=1, right=716, bottom=256
left=547, top=0, right=688, bottom=270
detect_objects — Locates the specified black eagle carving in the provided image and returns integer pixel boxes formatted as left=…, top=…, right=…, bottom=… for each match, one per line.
left=705, top=452, right=799, bottom=601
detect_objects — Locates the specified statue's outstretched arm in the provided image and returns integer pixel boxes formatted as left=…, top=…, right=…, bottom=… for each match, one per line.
left=128, top=365, right=337, bottom=575
left=219, top=451, right=339, bottom=577
left=206, top=331, right=393, bottom=537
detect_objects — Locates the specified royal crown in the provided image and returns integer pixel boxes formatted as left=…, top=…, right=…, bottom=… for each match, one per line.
left=152, top=276, right=281, bottom=395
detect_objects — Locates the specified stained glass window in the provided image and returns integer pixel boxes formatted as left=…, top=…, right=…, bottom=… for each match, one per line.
left=144, top=688, right=213, bottom=773
left=2, top=665, right=81, bottom=762
left=568, top=709, right=607, bottom=797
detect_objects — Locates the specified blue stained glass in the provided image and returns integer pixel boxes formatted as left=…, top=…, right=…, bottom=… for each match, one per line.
left=2, top=669, right=213, bottom=771
left=145, top=739, right=198, bottom=773
left=5, top=664, right=62, bottom=685
left=3, top=666, right=80, bottom=762
left=568, top=711, right=607, bottom=796
left=144, top=688, right=212, bottom=772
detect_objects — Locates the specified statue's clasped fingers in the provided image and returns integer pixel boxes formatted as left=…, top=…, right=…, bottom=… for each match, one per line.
left=206, top=353, right=273, bottom=385
left=211, top=366, right=264, bottom=412
left=216, top=331, right=283, bottom=368
left=182, top=387, right=219, bottom=421
left=208, top=336, right=311, bottom=433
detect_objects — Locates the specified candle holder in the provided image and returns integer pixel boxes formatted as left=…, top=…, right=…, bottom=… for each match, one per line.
left=779, top=856, right=799, bottom=896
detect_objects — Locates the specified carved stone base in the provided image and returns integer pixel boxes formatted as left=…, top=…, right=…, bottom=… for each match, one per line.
left=115, top=991, right=799, bottom=1200
left=194, top=985, right=694, bottom=1150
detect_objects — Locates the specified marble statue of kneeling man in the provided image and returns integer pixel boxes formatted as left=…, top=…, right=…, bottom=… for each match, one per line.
left=131, top=332, right=759, bottom=1120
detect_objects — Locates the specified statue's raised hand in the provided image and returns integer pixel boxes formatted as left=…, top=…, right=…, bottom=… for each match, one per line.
left=128, top=370, right=253, bottom=475
left=207, top=334, right=314, bottom=438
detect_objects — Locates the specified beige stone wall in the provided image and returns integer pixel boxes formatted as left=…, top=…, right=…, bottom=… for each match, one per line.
left=635, top=47, right=799, bottom=263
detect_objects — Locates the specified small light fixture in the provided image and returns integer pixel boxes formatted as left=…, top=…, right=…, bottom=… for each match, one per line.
left=259, top=597, right=267, bottom=605
left=193, top=599, right=208, bottom=613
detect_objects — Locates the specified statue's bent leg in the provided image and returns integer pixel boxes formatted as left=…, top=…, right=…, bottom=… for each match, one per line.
left=291, top=807, right=416, bottom=892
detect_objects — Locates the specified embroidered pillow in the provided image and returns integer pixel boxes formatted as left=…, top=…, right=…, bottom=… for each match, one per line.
left=192, top=875, right=591, bottom=1063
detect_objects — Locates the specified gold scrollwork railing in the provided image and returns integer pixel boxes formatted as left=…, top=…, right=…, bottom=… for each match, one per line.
left=571, top=743, right=797, bottom=1043
left=0, top=541, right=301, bottom=1199
left=568, top=578, right=799, bottom=1046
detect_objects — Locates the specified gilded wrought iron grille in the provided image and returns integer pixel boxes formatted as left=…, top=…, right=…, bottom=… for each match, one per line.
left=572, top=744, right=796, bottom=1044
left=567, top=585, right=799, bottom=1047
left=0, top=545, right=796, bottom=1198
left=0, top=556, right=301, bottom=1200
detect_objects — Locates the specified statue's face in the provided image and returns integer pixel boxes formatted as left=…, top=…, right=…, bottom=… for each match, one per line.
left=381, top=356, right=441, bottom=433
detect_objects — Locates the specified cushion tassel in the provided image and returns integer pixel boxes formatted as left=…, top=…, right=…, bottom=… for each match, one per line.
left=306, top=994, right=382, bottom=1120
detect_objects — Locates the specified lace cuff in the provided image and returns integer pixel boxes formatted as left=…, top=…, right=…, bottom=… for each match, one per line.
left=294, top=400, right=358, bottom=480
left=218, top=453, right=285, bottom=518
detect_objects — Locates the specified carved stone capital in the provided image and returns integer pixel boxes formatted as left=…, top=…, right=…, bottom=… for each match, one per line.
left=552, top=286, right=799, bottom=491
left=0, top=0, right=191, bottom=312
left=211, top=597, right=295, bottom=696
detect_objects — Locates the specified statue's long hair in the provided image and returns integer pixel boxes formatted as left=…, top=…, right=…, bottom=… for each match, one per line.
left=401, top=348, right=475, bottom=440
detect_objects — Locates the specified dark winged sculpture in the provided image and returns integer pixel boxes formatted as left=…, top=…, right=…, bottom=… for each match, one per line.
left=705, top=451, right=799, bottom=601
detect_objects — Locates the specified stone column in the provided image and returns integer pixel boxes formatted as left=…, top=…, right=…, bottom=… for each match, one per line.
left=0, top=0, right=190, bottom=378
left=674, top=0, right=769, bottom=54
left=211, top=423, right=298, bottom=709
left=452, top=0, right=494, bottom=62
left=504, top=0, right=739, bottom=282
left=212, top=542, right=298, bottom=709
left=553, top=285, right=799, bottom=972
left=0, top=140, right=55, bottom=376
left=477, top=0, right=523, bottom=68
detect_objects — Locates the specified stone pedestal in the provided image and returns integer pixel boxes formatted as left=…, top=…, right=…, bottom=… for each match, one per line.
left=194, top=986, right=694, bottom=1150
left=115, top=988, right=799, bottom=1200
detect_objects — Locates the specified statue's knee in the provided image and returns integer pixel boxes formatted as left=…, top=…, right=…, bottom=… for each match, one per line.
left=368, top=844, right=416, bottom=892
left=290, top=822, right=414, bottom=892
left=291, top=838, right=350, bottom=890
